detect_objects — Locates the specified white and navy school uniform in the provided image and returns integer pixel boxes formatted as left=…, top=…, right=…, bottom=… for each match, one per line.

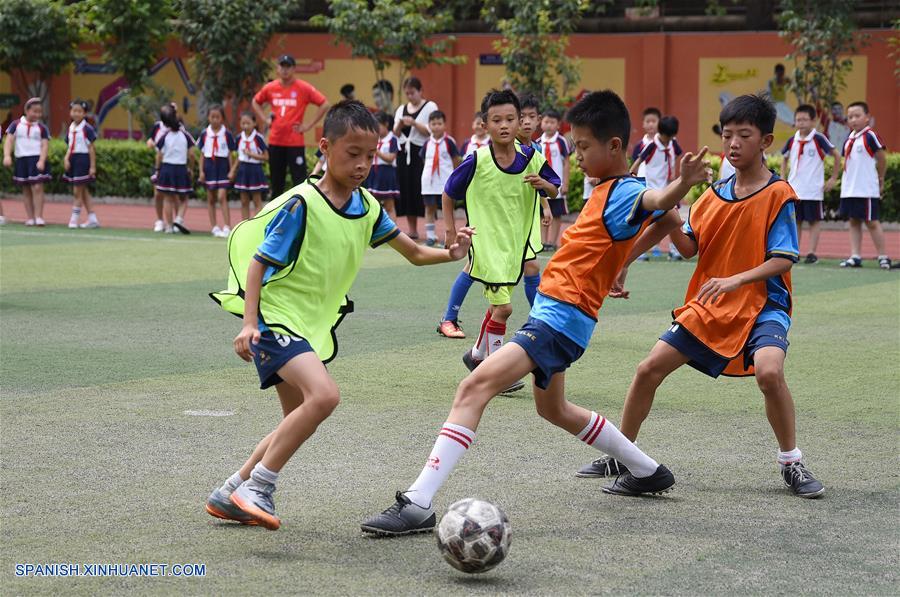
left=364, top=131, right=400, bottom=200
left=781, top=130, right=835, bottom=222
left=718, top=154, right=735, bottom=181
left=631, top=134, right=653, bottom=178
left=460, top=135, right=490, bottom=159
left=638, top=134, right=684, bottom=190
left=148, top=121, right=169, bottom=183
left=198, top=125, right=236, bottom=189
left=419, top=134, right=459, bottom=199
left=234, top=130, right=269, bottom=192
left=62, top=120, right=98, bottom=185
left=6, top=116, right=51, bottom=185
left=539, top=131, right=571, bottom=215
left=155, top=127, right=196, bottom=194
left=839, top=126, right=886, bottom=221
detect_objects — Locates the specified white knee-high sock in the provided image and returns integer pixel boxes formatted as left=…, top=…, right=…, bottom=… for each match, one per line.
left=405, top=422, right=476, bottom=508
left=577, top=412, right=659, bottom=478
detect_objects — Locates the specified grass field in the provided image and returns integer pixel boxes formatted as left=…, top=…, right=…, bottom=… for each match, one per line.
left=1, top=226, right=898, bottom=595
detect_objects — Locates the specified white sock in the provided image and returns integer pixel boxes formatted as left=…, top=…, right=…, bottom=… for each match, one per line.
left=88, top=212, right=98, bottom=223
left=426, top=223, right=436, bottom=241
left=577, top=411, right=659, bottom=478
left=777, top=447, right=802, bottom=466
left=485, top=319, right=506, bottom=357
left=472, top=311, right=491, bottom=360
left=70, top=207, right=81, bottom=222
left=249, top=462, right=278, bottom=488
left=219, top=471, right=244, bottom=497
left=406, top=422, right=475, bottom=508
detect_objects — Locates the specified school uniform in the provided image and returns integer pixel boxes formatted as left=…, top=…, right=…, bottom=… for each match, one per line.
left=155, top=127, right=196, bottom=194
left=364, top=132, right=400, bottom=201
left=62, top=120, right=98, bottom=185
left=199, top=125, right=236, bottom=190
left=148, top=121, right=168, bottom=184
left=539, top=132, right=571, bottom=215
left=781, top=130, right=835, bottom=222
left=631, top=134, right=653, bottom=178
left=839, top=126, right=886, bottom=221
left=419, top=134, right=459, bottom=205
left=6, top=116, right=51, bottom=185
left=460, top=135, right=490, bottom=159
left=638, top=134, right=684, bottom=190
left=235, top=130, right=269, bottom=193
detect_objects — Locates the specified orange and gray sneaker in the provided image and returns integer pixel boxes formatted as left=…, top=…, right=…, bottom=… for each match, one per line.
left=437, top=319, right=466, bottom=339
left=206, top=487, right=257, bottom=525
left=230, top=481, right=281, bottom=530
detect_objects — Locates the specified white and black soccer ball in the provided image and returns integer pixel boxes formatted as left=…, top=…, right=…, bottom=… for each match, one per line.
left=436, top=498, right=511, bottom=574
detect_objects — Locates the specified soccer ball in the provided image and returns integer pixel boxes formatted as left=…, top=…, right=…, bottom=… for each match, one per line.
left=436, top=498, right=511, bottom=574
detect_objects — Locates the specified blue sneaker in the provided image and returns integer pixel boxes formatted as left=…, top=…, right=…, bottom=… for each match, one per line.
left=230, top=481, right=280, bottom=530
left=651, top=246, right=662, bottom=258
left=206, top=487, right=257, bottom=525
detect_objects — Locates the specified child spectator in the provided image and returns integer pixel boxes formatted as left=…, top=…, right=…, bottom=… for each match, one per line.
left=364, top=111, right=400, bottom=218
left=419, top=110, right=460, bottom=246
left=198, top=104, right=237, bottom=237
left=780, top=104, right=840, bottom=264
left=3, top=97, right=50, bottom=226
left=838, top=101, right=890, bottom=269
left=63, top=100, right=99, bottom=229
left=311, top=149, right=326, bottom=177
left=631, top=107, right=660, bottom=179
left=147, top=102, right=178, bottom=232
left=154, top=104, right=195, bottom=234
left=234, top=112, right=269, bottom=220
left=539, top=109, right=570, bottom=251
left=460, top=112, right=490, bottom=158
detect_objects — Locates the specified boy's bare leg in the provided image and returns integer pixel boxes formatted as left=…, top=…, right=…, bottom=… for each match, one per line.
left=808, top=221, right=822, bottom=254
left=619, top=340, right=690, bottom=441
left=237, top=383, right=305, bottom=479
left=848, top=218, right=863, bottom=257
left=753, top=346, right=796, bottom=451
left=864, top=220, right=887, bottom=256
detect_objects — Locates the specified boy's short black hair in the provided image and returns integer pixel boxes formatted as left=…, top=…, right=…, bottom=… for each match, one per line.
left=565, top=90, right=630, bottom=147
left=481, top=89, right=521, bottom=116
left=775, top=63, right=785, bottom=74
left=473, top=112, right=484, bottom=121
left=543, top=109, right=562, bottom=121
left=642, top=107, right=661, bottom=119
left=339, top=83, right=355, bottom=98
left=795, top=104, right=817, bottom=120
left=429, top=110, right=446, bottom=122
left=847, top=101, right=869, bottom=114
left=719, top=93, right=776, bottom=135
left=518, top=93, right=540, bottom=113
left=322, top=100, right=378, bottom=140
left=375, top=111, right=394, bottom=128
left=658, top=115, right=679, bottom=136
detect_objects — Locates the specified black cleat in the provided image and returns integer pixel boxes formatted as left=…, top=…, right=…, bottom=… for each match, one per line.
left=781, top=461, right=825, bottom=498
left=602, top=464, right=675, bottom=496
left=804, top=253, right=818, bottom=264
left=462, top=348, right=481, bottom=372
left=878, top=257, right=892, bottom=270
left=360, top=491, right=436, bottom=536
left=575, top=455, right=629, bottom=478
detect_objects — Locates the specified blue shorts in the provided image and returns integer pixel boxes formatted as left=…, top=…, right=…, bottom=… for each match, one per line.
left=796, top=200, right=824, bottom=223
left=660, top=320, right=789, bottom=378
left=252, top=330, right=314, bottom=389
left=839, top=197, right=879, bottom=222
left=548, top=197, right=568, bottom=217
left=509, top=317, right=585, bottom=390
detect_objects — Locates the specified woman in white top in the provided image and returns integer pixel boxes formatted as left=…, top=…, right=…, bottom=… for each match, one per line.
left=393, top=76, right=438, bottom=239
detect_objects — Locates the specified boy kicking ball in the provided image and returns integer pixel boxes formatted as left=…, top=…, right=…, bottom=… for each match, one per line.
left=206, top=101, right=473, bottom=530
left=361, top=90, right=712, bottom=536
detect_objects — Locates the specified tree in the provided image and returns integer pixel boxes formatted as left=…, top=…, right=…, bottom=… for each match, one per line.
left=311, top=0, right=466, bottom=111
left=777, top=0, right=866, bottom=121
left=481, top=0, right=589, bottom=112
left=175, top=0, right=290, bottom=128
left=0, top=0, right=79, bottom=126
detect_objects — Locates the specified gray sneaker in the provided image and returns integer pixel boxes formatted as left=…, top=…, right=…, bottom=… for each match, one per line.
left=230, top=481, right=280, bottom=530
left=205, top=487, right=256, bottom=524
left=360, top=491, right=436, bottom=536
left=781, top=461, right=825, bottom=498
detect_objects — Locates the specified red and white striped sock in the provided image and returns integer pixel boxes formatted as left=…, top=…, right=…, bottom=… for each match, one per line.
left=485, top=320, right=506, bottom=357
left=471, top=311, right=491, bottom=360
left=577, top=411, right=659, bottom=478
left=405, top=422, right=476, bottom=508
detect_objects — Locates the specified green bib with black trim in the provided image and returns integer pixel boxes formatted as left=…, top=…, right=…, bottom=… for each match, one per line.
left=466, top=144, right=544, bottom=286
left=210, top=182, right=381, bottom=363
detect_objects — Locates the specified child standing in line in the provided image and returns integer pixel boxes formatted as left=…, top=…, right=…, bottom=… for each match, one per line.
left=147, top=102, right=179, bottom=232
left=631, top=107, right=660, bottom=179
left=234, top=112, right=270, bottom=220
left=63, top=100, right=100, bottom=229
left=154, top=104, right=195, bottom=234
left=420, top=110, right=460, bottom=247
left=363, top=111, right=400, bottom=219
left=539, top=109, right=570, bottom=251
left=837, top=101, right=890, bottom=269
left=3, top=98, right=50, bottom=226
left=460, top=112, right=490, bottom=158
left=198, top=105, right=237, bottom=238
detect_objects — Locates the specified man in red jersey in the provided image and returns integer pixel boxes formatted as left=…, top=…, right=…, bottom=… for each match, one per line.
left=253, top=55, right=330, bottom=197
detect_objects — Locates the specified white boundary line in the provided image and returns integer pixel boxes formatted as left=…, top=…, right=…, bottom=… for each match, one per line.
left=0, top=229, right=218, bottom=245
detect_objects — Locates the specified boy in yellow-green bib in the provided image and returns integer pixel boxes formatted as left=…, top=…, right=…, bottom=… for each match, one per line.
left=206, top=100, right=473, bottom=530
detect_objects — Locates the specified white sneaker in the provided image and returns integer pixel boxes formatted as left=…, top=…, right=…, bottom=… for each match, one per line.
left=35, top=218, right=46, bottom=227
left=80, top=221, right=100, bottom=229
left=0, top=216, right=6, bottom=226
left=24, top=219, right=35, bottom=226
left=211, top=225, right=222, bottom=237
left=153, top=219, right=165, bottom=232
left=220, top=226, right=231, bottom=238
left=165, top=226, right=175, bottom=234
left=68, top=219, right=79, bottom=229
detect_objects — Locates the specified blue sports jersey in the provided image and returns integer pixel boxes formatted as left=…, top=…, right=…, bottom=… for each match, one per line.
left=682, top=174, right=798, bottom=331
left=531, top=177, right=663, bottom=348
left=443, top=145, right=561, bottom=202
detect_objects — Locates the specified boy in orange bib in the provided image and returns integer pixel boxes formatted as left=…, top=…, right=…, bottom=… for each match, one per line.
left=576, top=94, right=824, bottom=498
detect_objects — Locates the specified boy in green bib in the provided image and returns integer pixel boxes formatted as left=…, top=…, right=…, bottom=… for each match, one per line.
left=442, top=90, right=559, bottom=390
left=206, top=101, right=473, bottom=530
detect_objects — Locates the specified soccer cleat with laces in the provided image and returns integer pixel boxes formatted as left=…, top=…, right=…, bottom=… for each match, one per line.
left=781, top=461, right=825, bottom=498
left=437, top=320, right=466, bottom=339
left=575, top=455, right=629, bottom=478
left=602, top=464, right=675, bottom=496
left=229, top=481, right=280, bottom=530
left=839, top=256, right=861, bottom=268
left=360, top=491, right=436, bottom=536
left=462, top=348, right=525, bottom=394
left=206, top=487, right=257, bottom=525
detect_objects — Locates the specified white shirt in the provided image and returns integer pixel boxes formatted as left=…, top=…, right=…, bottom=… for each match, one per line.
left=238, top=130, right=267, bottom=164
left=199, top=125, right=235, bottom=159
left=840, top=126, right=885, bottom=199
left=462, top=135, right=490, bottom=158
left=419, top=134, right=459, bottom=195
left=782, top=130, right=834, bottom=200
left=632, top=134, right=653, bottom=178
left=7, top=116, right=49, bottom=157
left=66, top=120, right=96, bottom=155
left=718, top=155, right=735, bottom=181
left=639, top=134, right=683, bottom=190
left=156, top=127, right=195, bottom=165
left=394, top=100, right=438, bottom=147
left=374, top=132, right=399, bottom=167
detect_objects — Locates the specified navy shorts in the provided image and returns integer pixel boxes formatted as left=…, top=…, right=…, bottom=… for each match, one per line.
left=796, top=200, right=824, bottom=223
left=423, top=194, right=441, bottom=207
left=660, top=320, right=789, bottom=378
left=253, top=330, right=315, bottom=389
left=548, top=197, right=568, bottom=217
left=509, top=317, right=585, bottom=390
left=839, top=197, right=879, bottom=222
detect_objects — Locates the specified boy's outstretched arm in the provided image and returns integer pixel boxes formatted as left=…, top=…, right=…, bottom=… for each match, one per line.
left=608, top=209, right=686, bottom=299
left=696, top=257, right=793, bottom=305
left=389, top=226, right=474, bottom=266
left=442, top=192, right=456, bottom=240
left=640, top=147, right=711, bottom=212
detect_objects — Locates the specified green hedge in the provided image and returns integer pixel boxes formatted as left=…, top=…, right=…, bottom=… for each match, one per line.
left=567, top=152, right=900, bottom=222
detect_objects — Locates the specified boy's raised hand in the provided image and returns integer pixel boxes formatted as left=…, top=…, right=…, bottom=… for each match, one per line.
left=680, top=146, right=712, bottom=186
left=447, top=226, right=475, bottom=260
